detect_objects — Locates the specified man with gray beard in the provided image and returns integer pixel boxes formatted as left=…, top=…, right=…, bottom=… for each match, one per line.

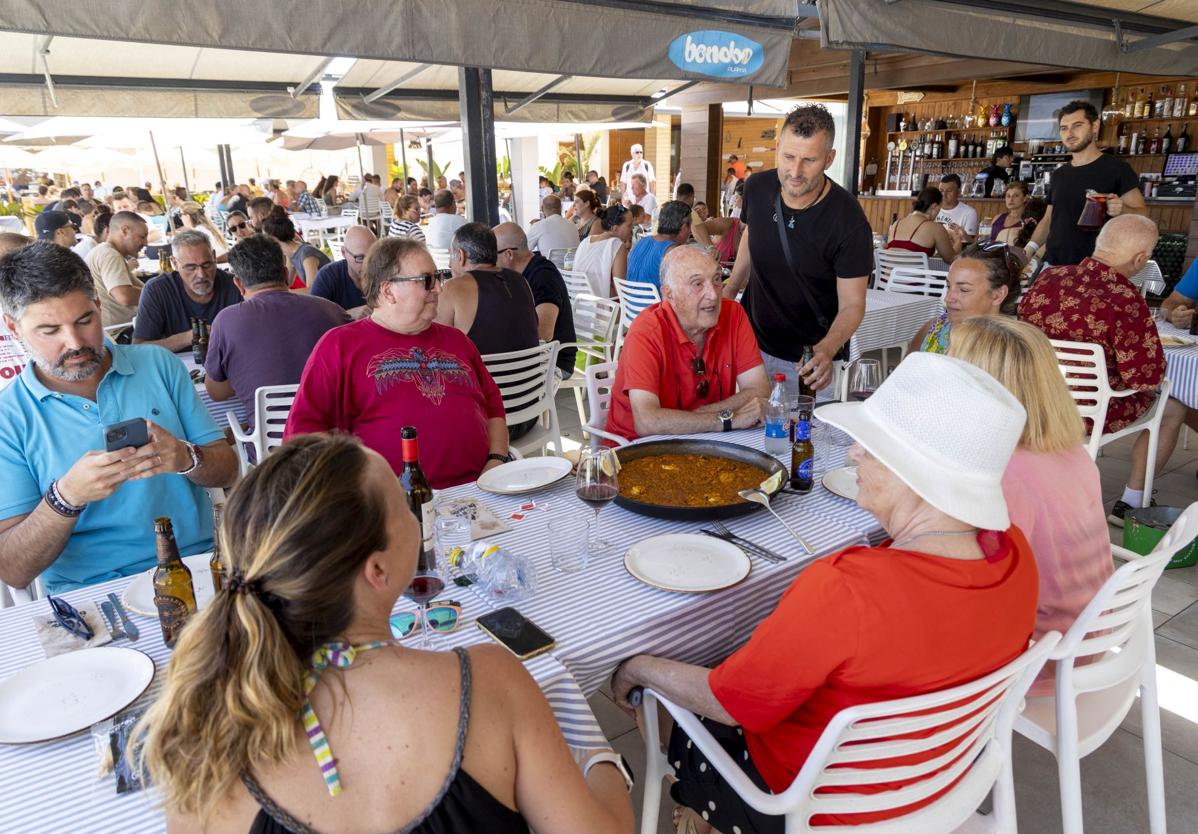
left=0, top=242, right=237, bottom=593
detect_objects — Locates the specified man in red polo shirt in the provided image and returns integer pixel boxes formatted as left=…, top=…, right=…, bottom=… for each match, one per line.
left=605, top=244, right=769, bottom=441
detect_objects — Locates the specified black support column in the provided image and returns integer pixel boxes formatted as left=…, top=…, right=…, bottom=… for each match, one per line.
left=458, top=67, right=499, bottom=227
left=844, top=50, right=865, bottom=196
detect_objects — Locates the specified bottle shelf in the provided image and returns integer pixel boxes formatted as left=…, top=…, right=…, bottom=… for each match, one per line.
left=1116, top=115, right=1198, bottom=124
left=887, top=127, right=1015, bottom=135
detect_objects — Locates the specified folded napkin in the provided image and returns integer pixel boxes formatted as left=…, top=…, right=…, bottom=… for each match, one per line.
left=32, top=601, right=112, bottom=658
left=1160, top=334, right=1194, bottom=348
left=436, top=497, right=511, bottom=539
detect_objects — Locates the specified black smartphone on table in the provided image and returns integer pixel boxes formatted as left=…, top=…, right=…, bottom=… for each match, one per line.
left=103, top=418, right=149, bottom=452
left=476, top=607, right=556, bottom=660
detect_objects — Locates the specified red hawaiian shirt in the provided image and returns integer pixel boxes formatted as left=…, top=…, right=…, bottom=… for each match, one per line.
left=1021, top=257, right=1165, bottom=433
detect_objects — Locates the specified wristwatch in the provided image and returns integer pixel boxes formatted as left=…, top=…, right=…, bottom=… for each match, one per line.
left=583, top=750, right=635, bottom=791
left=719, top=409, right=733, bottom=432
left=175, top=440, right=202, bottom=476
left=486, top=452, right=514, bottom=465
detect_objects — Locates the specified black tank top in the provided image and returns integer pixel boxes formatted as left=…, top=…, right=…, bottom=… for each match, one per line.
left=463, top=268, right=539, bottom=356
left=243, top=648, right=530, bottom=834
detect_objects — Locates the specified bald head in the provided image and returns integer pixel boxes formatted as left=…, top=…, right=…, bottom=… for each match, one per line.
left=342, top=225, right=377, bottom=280
left=660, top=243, right=720, bottom=293
left=492, top=222, right=528, bottom=253
left=541, top=194, right=562, bottom=216
left=1093, top=214, right=1158, bottom=278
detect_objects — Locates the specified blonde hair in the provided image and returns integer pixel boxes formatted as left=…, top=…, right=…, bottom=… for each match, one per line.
left=134, top=434, right=389, bottom=821
left=948, top=316, right=1083, bottom=453
left=179, top=201, right=228, bottom=255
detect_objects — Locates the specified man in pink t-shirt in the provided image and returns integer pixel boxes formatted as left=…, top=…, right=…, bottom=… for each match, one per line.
left=285, top=239, right=511, bottom=488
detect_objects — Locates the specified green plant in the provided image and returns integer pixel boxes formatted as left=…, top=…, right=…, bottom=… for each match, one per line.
left=497, top=156, right=511, bottom=181
left=415, top=158, right=453, bottom=182
left=0, top=200, right=22, bottom=217
left=568, top=132, right=601, bottom=181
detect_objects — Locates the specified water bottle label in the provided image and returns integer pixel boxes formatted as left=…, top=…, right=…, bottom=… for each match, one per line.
left=795, top=418, right=811, bottom=441
left=764, top=417, right=787, bottom=439
left=798, top=459, right=814, bottom=481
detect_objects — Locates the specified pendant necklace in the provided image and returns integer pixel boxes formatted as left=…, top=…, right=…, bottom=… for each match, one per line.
left=774, top=175, right=829, bottom=229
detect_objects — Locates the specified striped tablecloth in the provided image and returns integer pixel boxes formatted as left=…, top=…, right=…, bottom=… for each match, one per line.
left=849, top=290, right=943, bottom=361
left=0, top=576, right=606, bottom=834
left=437, top=429, right=882, bottom=695
left=1160, top=322, right=1198, bottom=410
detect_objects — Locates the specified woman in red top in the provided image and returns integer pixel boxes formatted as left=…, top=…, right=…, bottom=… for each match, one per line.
left=885, top=186, right=962, bottom=262
left=612, top=353, right=1039, bottom=833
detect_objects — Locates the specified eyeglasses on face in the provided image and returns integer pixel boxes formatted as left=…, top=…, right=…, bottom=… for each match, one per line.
left=343, top=250, right=368, bottom=264
left=386, top=269, right=452, bottom=292
left=496, top=247, right=517, bottom=257
left=179, top=261, right=216, bottom=273
left=227, top=222, right=248, bottom=232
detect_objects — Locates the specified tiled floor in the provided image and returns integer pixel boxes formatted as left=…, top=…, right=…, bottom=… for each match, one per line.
left=555, top=390, right=1198, bottom=833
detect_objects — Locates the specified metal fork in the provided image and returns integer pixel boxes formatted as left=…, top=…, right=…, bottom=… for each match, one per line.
left=706, top=521, right=788, bottom=563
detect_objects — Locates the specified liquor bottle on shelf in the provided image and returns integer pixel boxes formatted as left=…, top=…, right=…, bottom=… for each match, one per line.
left=1117, top=129, right=1128, bottom=155
left=1162, top=125, right=1173, bottom=155
left=1149, top=128, right=1161, bottom=155
left=947, top=133, right=959, bottom=160
left=933, top=136, right=943, bottom=158
left=1155, top=86, right=1170, bottom=119
left=1146, top=87, right=1155, bottom=119
left=1178, top=124, right=1190, bottom=154
left=1137, top=132, right=1148, bottom=155
left=1123, top=89, right=1133, bottom=119
left=1133, top=88, right=1147, bottom=119
left=1175, top=84, right=1188, bottom=118
left=1129, top=130, right=1140, bottom=155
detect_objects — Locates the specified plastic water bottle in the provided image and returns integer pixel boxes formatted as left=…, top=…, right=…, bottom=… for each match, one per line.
left=764, top=372, right=789, bottom=456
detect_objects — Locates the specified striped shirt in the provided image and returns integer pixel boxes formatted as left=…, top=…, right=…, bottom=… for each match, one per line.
left=388, top=219, right=426, bottom=241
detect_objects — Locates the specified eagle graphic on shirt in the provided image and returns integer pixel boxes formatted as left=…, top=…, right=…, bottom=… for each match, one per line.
left=365, top=347, right=473, bottom=404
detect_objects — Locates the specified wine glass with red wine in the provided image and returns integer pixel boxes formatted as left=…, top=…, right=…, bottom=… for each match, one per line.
left=404, top=546, right=445, bottom=648
left=848, top=359, right=882, bottom=402
left=576, top=447, right=619, bottom=555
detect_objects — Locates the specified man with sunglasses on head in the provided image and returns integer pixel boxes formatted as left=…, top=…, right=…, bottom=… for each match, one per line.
left=204, top=234, right=348, bottom=431
left=310, top=225, right=377, bottom=317
left=131, top=231, right=242, bottom=351
left=286, top=238, right=511, bottom=488
left=605, top=244, right=769, bottom=442
left=245, top=197, right=274, bottom=234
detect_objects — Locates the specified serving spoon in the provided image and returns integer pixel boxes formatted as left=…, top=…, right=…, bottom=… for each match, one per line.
left=738, top=488, right=814, bottom=555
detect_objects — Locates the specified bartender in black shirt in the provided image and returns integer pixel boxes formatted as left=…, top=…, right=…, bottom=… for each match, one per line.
left=1024, top=100, right=1144, bottom=266
left=722, top=104, right=872, bottom=393
left=980, top=147, right=1014, bottom=197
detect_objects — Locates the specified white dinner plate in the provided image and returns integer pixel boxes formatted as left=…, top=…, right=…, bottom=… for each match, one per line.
left=624, top=534, right=751, bottom=593
left=822, top=466, right=859, bottom=501
left=0, top=647, right=154, bottom=744
left=477, top=457, right=573, bottom=495
left=123, top=554, right=215, bottom=617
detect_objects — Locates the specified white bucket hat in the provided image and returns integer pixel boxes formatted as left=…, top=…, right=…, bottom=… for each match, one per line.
left=818, top=353, right=1027, bottom=531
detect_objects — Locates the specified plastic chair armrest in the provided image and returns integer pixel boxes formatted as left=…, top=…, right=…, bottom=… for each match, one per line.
left=580, top=424, right=631, bottom=447
left=226, top=411, right=252, bottom=444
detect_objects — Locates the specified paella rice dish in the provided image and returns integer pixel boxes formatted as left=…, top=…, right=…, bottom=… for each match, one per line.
left=618, top=454, right=770, bottom=507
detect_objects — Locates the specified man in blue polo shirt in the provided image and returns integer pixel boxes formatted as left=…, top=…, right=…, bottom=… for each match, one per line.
left=1163, top=257, right=1198, bottom=330
left=0, top=242, right=238, bottom=593
left=626, top=200, right=691, bottom=290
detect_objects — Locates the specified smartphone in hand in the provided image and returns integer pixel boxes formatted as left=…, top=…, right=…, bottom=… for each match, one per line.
left=103, top=418, right=149, bottom=453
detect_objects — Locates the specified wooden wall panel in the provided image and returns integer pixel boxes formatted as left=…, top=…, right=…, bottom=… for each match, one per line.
left=720, top=116, right=782, bottom=179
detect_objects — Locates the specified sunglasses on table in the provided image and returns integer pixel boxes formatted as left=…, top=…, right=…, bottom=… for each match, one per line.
left=48, top=595, right=94, bottom=641
left=386, top=269, right=452, bottom=291
left=389, top=600, right=463, bottom=639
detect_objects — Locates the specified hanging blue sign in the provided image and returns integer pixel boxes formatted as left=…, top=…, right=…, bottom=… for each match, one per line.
left=668, top=30, right=764, bottom=79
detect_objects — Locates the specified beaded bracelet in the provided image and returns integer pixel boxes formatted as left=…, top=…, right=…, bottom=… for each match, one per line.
left=45, top=480, right=85, bottom=518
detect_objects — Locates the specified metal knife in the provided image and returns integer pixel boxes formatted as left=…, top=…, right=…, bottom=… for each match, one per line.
left=699, top=529, right=785, bottom=564
left=106, top=593, right=140, bottom=641
left=99, top=600, right=126, bottom=639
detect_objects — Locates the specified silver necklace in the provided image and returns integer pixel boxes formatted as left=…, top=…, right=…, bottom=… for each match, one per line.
left=774, top=176, right=829, bottom=229
left=890, top=529, right=978, bottom=550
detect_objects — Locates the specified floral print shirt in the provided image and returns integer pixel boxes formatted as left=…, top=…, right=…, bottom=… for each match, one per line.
left=1021, top=257, right=1165, bottom=433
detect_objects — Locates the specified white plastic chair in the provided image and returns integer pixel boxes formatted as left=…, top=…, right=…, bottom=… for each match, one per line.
left=0, top=577, right=43, bottom=609
left=560, top=269, right=592, bottom=303
left=557, top=294, right=621, bottom=419
left=428, top=247, right=452, bottom=271
left=482, top=342, right=562, bottom=457
left=612, top=278, right=661, bottom=360
left=886, top=266, right=949, bottom=298
left=1015, top=502, right=1198, bottom=834
left=226, top=384, right=299, bottom=476
left=579, top=362, right=629, bottom=447
left=639, top=632, right=1061, bottom=834
left=547, top=247, right=576, bottom=270
left=875, top=247, right=930, bottom=290
left=1050, top=339, right=1173, bottom=506
left=1129, top=260, right=1166, bottom=298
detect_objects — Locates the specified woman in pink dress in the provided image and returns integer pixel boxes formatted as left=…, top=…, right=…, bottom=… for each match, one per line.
left=950, top=315, right=1113, bottom=692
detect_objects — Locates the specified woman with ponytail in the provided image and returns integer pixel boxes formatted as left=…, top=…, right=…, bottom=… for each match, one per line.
left=137, top=434, right=633, bottom=833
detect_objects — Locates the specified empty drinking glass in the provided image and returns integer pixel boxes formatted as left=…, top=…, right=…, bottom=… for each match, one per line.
left=548, top=517, right=590, bottom=573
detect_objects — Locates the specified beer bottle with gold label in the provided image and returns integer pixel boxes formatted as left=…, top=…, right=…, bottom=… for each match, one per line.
left=209, top=503, right=226, bottom=594
left=153, top=516, right=197, bottom=648
left=399, top=427, right=435, bottom=569
left=790, top=406, right=815, bottom=494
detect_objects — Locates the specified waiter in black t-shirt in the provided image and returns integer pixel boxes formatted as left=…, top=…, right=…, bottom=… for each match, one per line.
left=980, top=147, right=1013, bottom=197
left=1024, top=100, right=1144, bottom=267
left=722, top=104, right=873, bottom=393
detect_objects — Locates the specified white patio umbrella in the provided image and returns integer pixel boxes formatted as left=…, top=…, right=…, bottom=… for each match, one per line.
left=281, top=125, right=451, bottom=182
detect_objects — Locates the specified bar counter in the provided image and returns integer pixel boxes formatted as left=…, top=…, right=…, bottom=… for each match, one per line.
left=857, top=194, right=1194, bottom=236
